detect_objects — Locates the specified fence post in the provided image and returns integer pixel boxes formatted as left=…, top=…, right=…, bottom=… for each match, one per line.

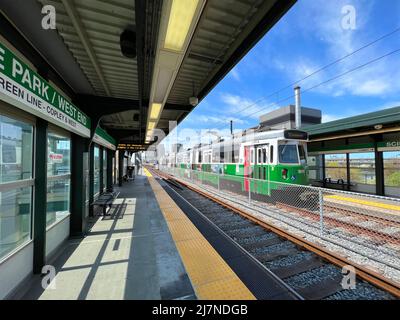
left=248, top=180, right=251, bottom=204
left=319, top=189, right=324, bottom=236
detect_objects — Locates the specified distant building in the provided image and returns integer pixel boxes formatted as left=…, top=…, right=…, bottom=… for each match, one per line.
left=259, top=105, right=322, bottom=130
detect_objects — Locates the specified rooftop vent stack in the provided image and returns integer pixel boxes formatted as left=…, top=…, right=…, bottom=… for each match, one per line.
left=294, top=86, right=301, bottom=129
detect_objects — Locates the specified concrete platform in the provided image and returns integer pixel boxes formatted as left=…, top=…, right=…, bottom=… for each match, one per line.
left=17, top=175, right=196, bottom=300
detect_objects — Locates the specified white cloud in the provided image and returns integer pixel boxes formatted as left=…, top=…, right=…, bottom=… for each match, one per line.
left=220, top=93, right=280, bottom=120
left=321, top=114, right=343, bottom=123
left=269, top=0, right=400, bottom=98
left=229, top=67, right=240, bottom=81
left=378, top=101, right=400, bottom=110
left=196, top=115, right=247, bottom=125
left=352, top=79, right=390, bottom=96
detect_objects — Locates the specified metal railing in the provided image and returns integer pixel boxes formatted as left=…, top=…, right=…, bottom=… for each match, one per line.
left=158, top=165, right=400, bottom=274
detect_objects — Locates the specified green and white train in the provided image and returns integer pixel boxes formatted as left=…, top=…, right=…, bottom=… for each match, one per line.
left=162, top=129, right=310, bottom=198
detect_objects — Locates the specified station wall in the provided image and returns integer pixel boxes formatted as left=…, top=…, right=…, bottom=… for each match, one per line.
left=0, top=39, right=117, bottom=299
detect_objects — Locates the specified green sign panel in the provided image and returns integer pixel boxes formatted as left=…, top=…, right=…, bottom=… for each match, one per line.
left=0, top=42, right=91, bottom=137
left=93, top=127, right=116, bottom=150
left=378, top=140, right=400, bottom=151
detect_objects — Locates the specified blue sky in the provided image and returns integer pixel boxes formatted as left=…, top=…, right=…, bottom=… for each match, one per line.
left=162, top=0, right=400, bottom=149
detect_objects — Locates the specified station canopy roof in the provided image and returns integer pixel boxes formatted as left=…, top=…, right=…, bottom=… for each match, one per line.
left=1, top=0, right=296, bottom=148
left=304, top=106, right=400, bottom=141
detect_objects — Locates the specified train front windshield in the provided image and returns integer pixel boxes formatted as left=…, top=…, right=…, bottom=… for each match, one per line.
left=278, top=143, right=307, bottom=164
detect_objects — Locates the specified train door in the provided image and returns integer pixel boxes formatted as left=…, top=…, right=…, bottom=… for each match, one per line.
left=254, top=146, right=261, bottom=193
left=256, top=145, right=268, bottom=194
left=263, top=146, right=270, bottom=195
left=244, top=146, right=250, bottom=192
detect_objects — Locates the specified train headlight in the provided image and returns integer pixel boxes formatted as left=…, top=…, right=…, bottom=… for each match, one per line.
left=282, top=168, right=288, bottom=180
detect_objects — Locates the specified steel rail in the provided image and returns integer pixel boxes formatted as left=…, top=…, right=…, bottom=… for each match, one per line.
left=276, top=202, right=400, bottom=245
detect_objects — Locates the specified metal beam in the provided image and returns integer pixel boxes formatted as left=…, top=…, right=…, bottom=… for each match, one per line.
left=106, top=129, right=141, bottom=141
left=75, top=95, right=141, bottom=117
left=163, top=104, right=193, bottom=113
left=61, top=0, right=111, bottom=96
left=33, top=118, right=48, bottom=274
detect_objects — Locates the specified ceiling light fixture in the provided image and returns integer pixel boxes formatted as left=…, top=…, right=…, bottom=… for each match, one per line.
left=145, top=0, right=205, bottom=144
left=149, top=103, right=162, bottom=120
left=164, top=0, right=199, bottom=52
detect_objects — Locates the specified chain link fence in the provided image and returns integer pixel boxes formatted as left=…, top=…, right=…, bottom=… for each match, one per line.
left=158, top=165, right=400, bottom=272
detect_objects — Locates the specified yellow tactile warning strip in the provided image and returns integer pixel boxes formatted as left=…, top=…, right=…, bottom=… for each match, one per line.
left=325, top=195, right=400, bottom=212
left=144, top=167, right=153, bottom=177
left=143, top=168, right=255, bottom=300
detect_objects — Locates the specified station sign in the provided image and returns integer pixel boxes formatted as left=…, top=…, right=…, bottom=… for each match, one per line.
left=378, top=140, right=400, bottom=151
left=0, top=42, right=91, bottom=137
left=93, top=127, right=116, bottom=150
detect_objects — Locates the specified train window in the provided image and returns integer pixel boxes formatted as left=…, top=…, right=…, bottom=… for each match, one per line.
left=270, top=146, right=274, bottom=163
left=251, top=149, right=254, bottom=164
left=279, top=144, right=299, bottom=164
left=198, top=151, right=202, bottom=163
left=298, top=145, right=306, bottom=161
left=206, top=151, right=212, bottom=163
left=233, top=144, right=240, bottom=163
left=212, top=145, right=220, bottom=163
left=220, top=144, right=225, bottom=163
left=263, top=148, right=267, bottom=164
left=258, top=149, right=262, bottom=164
left=224, top=142, right=234, bottom=163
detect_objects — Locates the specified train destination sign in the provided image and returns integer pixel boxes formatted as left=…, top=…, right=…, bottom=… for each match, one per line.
left=284, top=130, right=308, bottom=141
left=0, top=42, right=91, bottom=137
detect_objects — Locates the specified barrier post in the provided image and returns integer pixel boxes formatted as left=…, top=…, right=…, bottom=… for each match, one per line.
left=319, top=189, right=324, bottom=236
left=248, top=180, right=251, bottom=204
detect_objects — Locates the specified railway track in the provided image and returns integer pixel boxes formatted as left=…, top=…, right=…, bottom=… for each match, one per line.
left=189, top=177, right=400, bottom=255
left=148, top=167, right=400, bottom=300
left=152, top=170, right=400, bottom=300
left=324, top=201, right=400, bottom=225
left=277, top=202, right=400, bottom=246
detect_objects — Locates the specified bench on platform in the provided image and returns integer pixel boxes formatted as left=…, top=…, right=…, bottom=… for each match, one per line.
left=314, top=178, right=356, bottom=191
left=91, top=191, right=120, bottom=216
